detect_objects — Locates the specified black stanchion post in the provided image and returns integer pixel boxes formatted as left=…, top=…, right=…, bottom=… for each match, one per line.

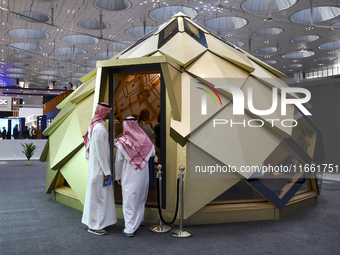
left=149, top=165, right=171, bottom=233
left=170, top=166, right=192, bottom=238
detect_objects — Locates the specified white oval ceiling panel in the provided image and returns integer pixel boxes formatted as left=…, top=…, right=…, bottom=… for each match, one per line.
left=55, top=47, right=87, bottom=55
left=242, top=0, right=297, bottom=13
left=264, top=60, right=277, bottom=64
left=6, top=74, right=27, bottom=78
left=94, top=0, right=131, bottom=11
left=78, top=20, right=109, bottom=30
left=150, top=6, right=198, bottom=22
left=282, top=51, right=315, bottom=58
left=62, top=35, right=99, bottom=45
left=253, top=27, right=283, bottom=36
left=9, top=29, right=49, bottom=40
left=314, top=57, right=337, bottom=61
left=291, top=6, right=340, bottom=23
left=256, top=46, right=278, bottom=54
left=96, top=51, right=119, bottom=59
left=18, top=12, right=50, bottom=23
left=203, top=17, right=248, bottom=31
left=291, top=35, right=320, bottom=42
left=126, top=26, right=156, bottom=38
left=109, top=41, right=135, bottom=50
left=6, top=68, right=27, bottom=73
left=8, top=43, right=42, bottom=52
left=37, top=75, right=58, bottom=80
left=12, top=54, right=32, bottom=59
left=318, top=41, right=340, bottom=50
left=11, top=62, right=29, bottom=67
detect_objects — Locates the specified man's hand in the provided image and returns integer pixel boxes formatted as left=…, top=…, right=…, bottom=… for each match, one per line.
left=117, top=180, right=121, bottom=185
left=104, top=175, right=111, bottom=182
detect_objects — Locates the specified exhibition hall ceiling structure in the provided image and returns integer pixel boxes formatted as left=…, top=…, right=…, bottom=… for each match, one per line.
left=1, top=0, right=340, bottom=89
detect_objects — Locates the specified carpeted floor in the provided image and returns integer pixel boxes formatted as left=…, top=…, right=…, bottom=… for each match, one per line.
left=0, top=160, right=339, bottom=255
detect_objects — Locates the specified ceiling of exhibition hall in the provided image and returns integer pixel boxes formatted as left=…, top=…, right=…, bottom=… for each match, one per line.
left=1, top=0, right=340, bottom=89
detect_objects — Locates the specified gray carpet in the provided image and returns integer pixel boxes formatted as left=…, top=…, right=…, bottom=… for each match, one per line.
left=0, top=160, right=339, bottom=255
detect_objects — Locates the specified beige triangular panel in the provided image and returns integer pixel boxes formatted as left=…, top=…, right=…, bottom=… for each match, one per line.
left=241, top=49, right=286, bottom=78
left=39, top=138, right=49, bottom=162
left=161, top=63, right=182, bottom=121
left=184, top=17, right=209, bottom=34
left=119, top=34, right=159, bottom=59
left=42, top=103, right=76, bottom=136
left=189, top=103, right=283, bottom=179
left=242, top=76, right=294, bottom=137
left=184, top=142, right=240, bottom=218
left=249, top=60, right=299, bottom=99
left=70, top=75, right=96, bottom=105
left=149, top=51, right=164, bottom=57
left=171, top=12, right=190, bottom=19
left=186, top=51, right=249, bottom=91
left=49, top=110, right=84, bottom=170
left=205, top=34, right=255, bottom=73
left=79, top=68, right=97, bottom=83
left=45, top=147, right=58, bottom=193
left=170, top=72, right=231, bottom=145
left=60, top=147, right=88, bottom=205
left=56, top=88, right=80, bottom=110
left=76, top=93, right=95, bottom=137
left=159, top=32, right=207, bottom=67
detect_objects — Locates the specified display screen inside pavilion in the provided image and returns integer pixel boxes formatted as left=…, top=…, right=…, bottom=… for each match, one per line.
left=113, top=73, right=161, bottom=205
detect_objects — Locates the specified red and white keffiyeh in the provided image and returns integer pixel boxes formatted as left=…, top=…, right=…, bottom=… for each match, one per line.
left=115, top=116, right=153, bottom=171
left=84, top=102, right=112, bottom=160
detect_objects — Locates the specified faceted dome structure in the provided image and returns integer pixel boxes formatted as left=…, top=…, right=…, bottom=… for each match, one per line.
left=41, top=13, right=324, bottom=223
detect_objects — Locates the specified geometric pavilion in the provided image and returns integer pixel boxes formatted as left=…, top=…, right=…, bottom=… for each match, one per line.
left=40, top=12, right=324, bottom=224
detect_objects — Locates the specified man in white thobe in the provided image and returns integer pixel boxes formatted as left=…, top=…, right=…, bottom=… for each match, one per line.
left=81, top=102, right=117, bottom=235
left=115, top=116, right=155, bottom=237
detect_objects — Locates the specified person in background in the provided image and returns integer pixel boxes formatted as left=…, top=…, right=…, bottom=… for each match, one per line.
left=23, top=126, right=29, bottom=139
left=153, top=114, right=161, bottom=164
left=31, top=126, right=37, bottom=139
left=138, top=109, right=155, bottom=187
left=1, top=127, right=6, bottom=139
left=13, top=124, right=19, bottom=139
left=115, top=116, right=155, bottom=237
left=81, top=102, right=117, bottom=236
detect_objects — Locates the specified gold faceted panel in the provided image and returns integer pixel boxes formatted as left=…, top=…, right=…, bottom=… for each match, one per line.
left=241, top=76, right=294, bottom=138
left=161, top=63, right=182, bottom=121
left=49, top=109, right=84, bottom=170
left=189, top=103, right=283, bottom=179
left=205, top=34, right=255, bottom=73
left=186, top=51, right=249, bottom=92
left=76, top=93, right=95, bottom=137
left=159, top=32, right=207, bottom=67
left=185, top=142, right=240, bottom=218
left=119, top=34, right=159, bottom=59
left=60, top=147, right=88, bottom=204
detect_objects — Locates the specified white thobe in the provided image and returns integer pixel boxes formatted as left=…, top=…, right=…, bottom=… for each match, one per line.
left=115, top=146, right=155, bottom=234
left=82, top=121, right=117, bottom=230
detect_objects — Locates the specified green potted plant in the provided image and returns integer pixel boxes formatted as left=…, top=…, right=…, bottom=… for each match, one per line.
left=21, top=143, right=37, bottom=165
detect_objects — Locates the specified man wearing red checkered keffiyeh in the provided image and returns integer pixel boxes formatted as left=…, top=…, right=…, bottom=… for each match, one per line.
left=82, top=103, right=117, bottom=236
left=115, top=116, right=155, bottom=237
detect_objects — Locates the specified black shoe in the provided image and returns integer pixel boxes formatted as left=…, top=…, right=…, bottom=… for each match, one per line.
left=88, top=229, right=107, bottom=235
left=122, top=229, right=134, bottom=237
left=140, top=221, right=145, bottom=227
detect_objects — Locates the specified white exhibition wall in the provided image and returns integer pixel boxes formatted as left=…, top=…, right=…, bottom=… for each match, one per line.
left=0, top=139, right=47, bottom=160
